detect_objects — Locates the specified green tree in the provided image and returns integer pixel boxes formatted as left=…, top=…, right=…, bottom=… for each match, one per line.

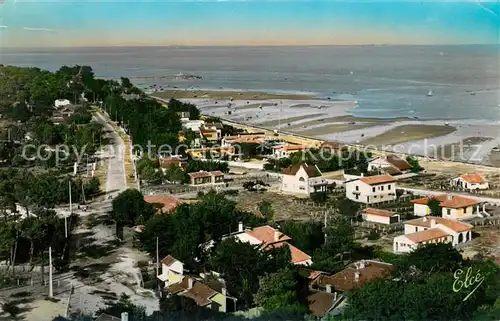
left=280, top=221, right=324, bottom=255
left=111, top=189, right=154, bottom=239
left=406, top=156, right=422, bottom=173
left=255, top=268, right=306, bottom=314
left=258, top=200, right=274, bottom=222
left=427, top=198, right=442, bottom=216
left=310, top=191, right=328, bottom=204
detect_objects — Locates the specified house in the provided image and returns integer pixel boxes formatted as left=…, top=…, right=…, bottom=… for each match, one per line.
left=362, top=208, right=400, bottom=225
left=188, top=170, right=225, bottom=185
left=367, top=154, right=411, bottom=175
left=281, top=163, right=328, bottom=195
left=200, top=128, right=221, bottom=142
left=308, top=260, right=393, bottom=318
left=177, top=111, right=191, bottom=120
left=54, top=99, right=71, bottom=108
left=451, top=174, right=489, bottom=191
left=345, top=175, right=396, bottom=204
left=187, top=147, right=235, bottom=160
left=412, top=194, right=484, bottom=219
left=231, top=224, right=312, bottom=266
left=159, top=156, right=186, bottom=171
left=159, top=256, right=238, bottom=313
left=393, top=216, right=473, bottom=253
left=144, top=194, right=181, bottom=214
left=272, top=144, right=308, bottom=159
left=182, top=119, right=205, bottom=132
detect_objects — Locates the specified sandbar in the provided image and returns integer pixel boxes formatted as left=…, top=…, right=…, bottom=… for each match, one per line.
left=152, top=90, right=313, bottom=101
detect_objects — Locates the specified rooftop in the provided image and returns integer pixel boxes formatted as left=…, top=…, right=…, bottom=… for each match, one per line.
left=246, top=225, right=292, bottom=245
left=308, top=290, right=337, bottom=317
left=405, top=228, right=450, bottom=243
left=362, top=208, right=397, bottom=218
left=459, top=173, right=487, bottom=184
left=385, top=155, right=411, bottom=171
left=359, top=175, right=395, bottom=185
left=282, top=163, right=322, bottom=178
left=162, top=255, right=181, bottom=267
left=412, top=194, right=481, bottom=208
left=144, top=194, right=181, bottom=213
left=405, top=216, right=473, bottom=233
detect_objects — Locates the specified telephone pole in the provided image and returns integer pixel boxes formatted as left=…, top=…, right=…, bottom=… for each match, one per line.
left=48, top=247, right=53, bottom=298
left=66, top=181, right=72, bottom=238
left=156, top=237, right=160, bottom=277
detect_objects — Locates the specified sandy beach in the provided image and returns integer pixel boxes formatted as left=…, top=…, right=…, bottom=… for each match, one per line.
left=153, top=90, right=500, bottom=166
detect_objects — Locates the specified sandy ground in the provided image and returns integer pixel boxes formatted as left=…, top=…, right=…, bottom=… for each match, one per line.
left=152, top=90, right=312, bottom=100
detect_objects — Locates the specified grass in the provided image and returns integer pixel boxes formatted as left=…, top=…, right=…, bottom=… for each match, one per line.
left=361, top=124, right=456, bottom=146
left=152, top=90, right=313, bottom=101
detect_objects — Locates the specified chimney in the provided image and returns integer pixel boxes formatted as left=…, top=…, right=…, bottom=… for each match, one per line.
left=221, top=287, right=227, bottom=296
left=361, top=173, right=364, bottom=177
left=354, top=271, right=360, bottom=282
left=274, top=230, right=280, bottom=242
left=447, top=193, right=452, bottom=201
left=333, top=292, right=337, bottom=301
left=238, top=222, right=243, bottom=232
left=121, top=312, right=129, bottom=321
left=188, top=278, right=193, bottom=289
left=430, top=219, right=436, bottom=228
left=358, top=260, right=365, bottom=269
left=326, top=284, right=332, bottom=293
left=423, top=216, right=428, bottom=222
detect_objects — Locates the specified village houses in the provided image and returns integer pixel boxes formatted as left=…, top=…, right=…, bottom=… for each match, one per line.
left=451, top=173, right=489, bottom=191
left=412, top=194, right=485, bottom=219
left=281, top=163, right=328, bottom=195
left=345, top=175, right=397, bottom=204
left=188, top=170, right=225, bottom=186
left=361, top=208, right=400, bottom=225
left=272, top=144, right=308, bottom=159
left=393, top=216, right=473, bottom=253
left=367, top=154, right=411, bottom=176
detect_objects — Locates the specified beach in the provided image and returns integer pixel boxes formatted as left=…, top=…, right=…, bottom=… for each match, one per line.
left=153, top=90, right=500, bottom=166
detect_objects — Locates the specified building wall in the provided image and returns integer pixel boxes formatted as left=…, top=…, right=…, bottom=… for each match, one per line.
left=363, top=214, right=391, bottom=225
left=345, top=181, right=396, bottom=204
left=211, top=293, right=227, bottom=312
left=393, top=235, right=416, bottom=253
left=452, top=178, right=489, bottom=191
left=413, top=204, right=430, bottom=217
left=404, top=224, right=428, bottom=234
left=281, top=167, right=310, bottom=195
left=442, top=206, right=475, bottom=219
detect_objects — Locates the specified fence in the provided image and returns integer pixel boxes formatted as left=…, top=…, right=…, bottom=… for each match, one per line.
left=469, top=216, right=500, bottom=226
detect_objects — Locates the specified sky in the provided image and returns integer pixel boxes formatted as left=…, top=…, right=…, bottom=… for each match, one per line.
left=0, top=0, right=498, bottom=47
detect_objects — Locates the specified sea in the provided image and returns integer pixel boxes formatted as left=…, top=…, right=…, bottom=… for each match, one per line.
left=1, top=45, right=499, bottom=122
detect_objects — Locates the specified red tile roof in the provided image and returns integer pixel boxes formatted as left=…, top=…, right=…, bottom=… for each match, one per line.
left=210, top=170, right=224, bottom=177
left=315, top=260, right=393, bottom=292
left=181, top=280, right=218, bottom=306
left=308, top=291, right=337, bottom=317
left=459, top=174, right=486, bottom=184
left=273, top=144, right=308, bottom=152
left=188, top=171, right=212, bottom=179
left=159, top=157, right=183, bottom=168
left=386, top=155, right=411, bottom=171
left=161, top=255, right=180, bottom=267
left=282, top=163, right=322, bottom=177
left=246, top=225, right=291, bottom=245
left=362, top=208, right=396, bottom=218
left=412, top=194, right=481, bottom=208
left=405, top=216, right=473, bottom=233
left=144, top=194, right=181, bottom=213
left=270, top=242, right=312, bottom=265
left=405, top=228, right=450, bottom=243
left=359, top=175, right=395, bottom=185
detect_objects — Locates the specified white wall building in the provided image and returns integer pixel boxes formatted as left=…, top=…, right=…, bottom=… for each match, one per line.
left=393, top=216, right=473, bottom=253
left=362, top=208, right=400, bottom=225
left=451, top=174, right=489, bottom=191
left=54, top=99, right=71, bottom=108
left=412, top=194, right=484, bottom=219
left=281, top=163, right=328, bottom=195
left=157, top=255, right=185, bottom=287
left=182, top=119, right=205, bottom=132
left=272, top=144, right=308, bottom=159
left=345, top=175, right=396, bottom=204
left=367, top=155, right=411, bottom=175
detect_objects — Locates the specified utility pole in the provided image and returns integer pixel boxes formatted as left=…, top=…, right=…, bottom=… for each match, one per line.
left=48, top=247, right=53, bottom=298
left=156, top=237, right=160, bottom=277
left=324, top=210, right=328, bottom=245
left=66, top=181, right=72, bottom=238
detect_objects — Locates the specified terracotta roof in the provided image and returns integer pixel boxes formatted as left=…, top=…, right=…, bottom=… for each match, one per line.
left=282, top=163, right=322, bottom=178
left=405, top=228, right=450, bottom=243
left=412, top=194, right=481, bottom=208
left=298, top=268, right=326, bottom=280
left=386, top=155, right=411, bottom=171
left=359, top=175, right=395, bottom=185
left=459, top=174, right=486, bottom=184
left=273, top=144, right=308, bottom=152
left=315, top=260, right=393, bottom=292
left=383, top=166, right=401, bottom=175
left=144, top=194, right=181, bottom=213
left=363, top=208, right=396, bottom=218
left=270, top=242, right=312, bottom=265
left=405, top=216, right=473, bottom=233
left=167, top=277, right=190, bottom=294
left=181, top=280, right=218, bottom=306
left=210, top=170, right=224, bottom=177
left=188, top=171, right=212, bottom=179
left=308, top=291, right=337, bottom=317
left=246, top=225, right=291, bottom=245
left=159, top=156, right=182, bottom=168
left=161, top=255, right=180, bottom=267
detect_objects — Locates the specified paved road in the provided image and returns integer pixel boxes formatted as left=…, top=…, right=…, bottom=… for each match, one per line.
left=399, top=187, right=500, bottom=205
left=94, top=112, right=127, bottom=197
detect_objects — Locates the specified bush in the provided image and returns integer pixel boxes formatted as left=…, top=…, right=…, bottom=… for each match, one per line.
left=367, top=230, right=381, bottom=240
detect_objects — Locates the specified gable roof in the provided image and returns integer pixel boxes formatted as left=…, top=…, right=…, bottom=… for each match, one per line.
left=459, top=174, right=486, bottom=184
left=405, top=216, right=473, bottom=233
left=95, top=314, right=120, bottom=321
left=412, top=194, right=481, bottom=208
left=362, top=208, right=397, bottom=218
left=282, top=163, right=322, bottom=177
left=273, top=144, right=308, bottom=152
left=385, top=155, right=411, bottom=171
left=188, top=171, right=212, bottom=179
left=162, top=255, right=181, bottom=267
left=404, top=228, right=450, bottom=243
left=359, top=175, right=395, bottom=185
left=269, top=241, right=312, bottom=265
left=308, top=290, right=337, bottom=317
left=181, top=280, right=218, bottom=306
left=314, top=260, right=393, bottom=292
left=246, top=225, right=292, bottom=245
left=144, top=194, right=181, bottom=213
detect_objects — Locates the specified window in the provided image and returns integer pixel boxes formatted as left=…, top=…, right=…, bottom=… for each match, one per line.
left=299, top=186, right=305, bottom=190
left=372, top=187, right=375, bottom=192
left=355, top=186, right=359, bottom=191
left=355, top=194, right=359, bottom=200
left=381, top=186, right=384, bottom=191
left=367, top=196, right=370, bottom=202
left=374, top=195, right=377, bottom=198
left=388, top=185, right=391, bottom=190
left=447, top=209, right=451, bottom=216
left=415, top=227, right=418, bottom=232
left=299, top=177, right=305, bottom=182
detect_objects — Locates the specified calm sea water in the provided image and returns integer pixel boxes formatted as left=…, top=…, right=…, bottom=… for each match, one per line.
left=1, top=45, right=499, bottom=121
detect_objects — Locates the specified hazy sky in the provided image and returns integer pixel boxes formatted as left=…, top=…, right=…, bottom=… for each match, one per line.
left=0, top=0, right=498, bottom=47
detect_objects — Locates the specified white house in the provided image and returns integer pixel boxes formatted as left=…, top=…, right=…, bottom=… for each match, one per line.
left=362, top=208, right=400, bottom=225
left=157, top=255, right=185, bottom=287
left=345, top=175, right=396, bottom=204
left=451, top=174, right=489, bottom=191
left=272, top=144, right=308, bottom=159
left=367, top=155, right=411, bottom=175
left=393, top=216, right=473, bottom=253
left=411, top=194, right=484, bottom=219
left=281, top=163, right=328, bottom=195
left=182, top=119, right=205, bottom=132
left=230, top=223, right=313, bottom=266
left=54, top=99, right=71, bottom=108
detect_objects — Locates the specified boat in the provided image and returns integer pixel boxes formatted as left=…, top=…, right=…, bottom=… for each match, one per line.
left=427, top=90, right=433, bottom=97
